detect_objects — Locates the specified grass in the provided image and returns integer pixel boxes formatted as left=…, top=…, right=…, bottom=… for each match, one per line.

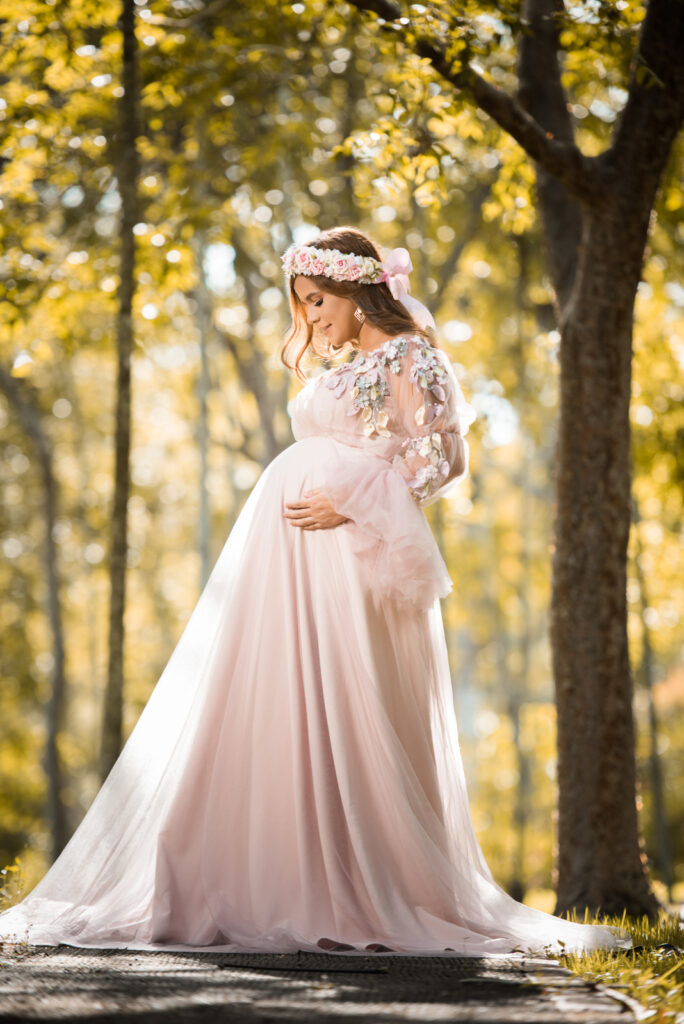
left=0, top=857, right=24, bottom=911
left=0, top=855, right=40, bottom=913
left=557, top=909, right=684, bottom=1024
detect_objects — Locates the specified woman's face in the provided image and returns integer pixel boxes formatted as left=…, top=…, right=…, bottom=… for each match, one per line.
left=293, top=276, right=357, bottom=351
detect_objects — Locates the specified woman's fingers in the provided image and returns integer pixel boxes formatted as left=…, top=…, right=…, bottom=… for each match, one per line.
left=284, top=499, right=312, bottom=509
left=283, top=491, right=335, bottom=529
left=284, top=490, right=320, bottom=509
left=283, top=505, right=317, bottom=527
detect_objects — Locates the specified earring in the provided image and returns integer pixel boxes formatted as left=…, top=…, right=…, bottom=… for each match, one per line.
left=353, top=306, right=366, bottom=324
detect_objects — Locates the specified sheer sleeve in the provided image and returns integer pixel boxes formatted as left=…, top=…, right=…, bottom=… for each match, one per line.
left=388, top=340, right=475, bottom=508
left=318, top=336, right=476, bottom=611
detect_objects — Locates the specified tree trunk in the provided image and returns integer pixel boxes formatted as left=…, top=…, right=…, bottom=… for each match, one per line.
left=551, top=208, right=659, bottom=916
left=100, top=0, right=139, bottom=781
left=193, top=235, right=213, bottom=589
left=224, top=237, right=288, bottom=465
left=518, top=0, right=684, bottom=917
left=0, top=369, right=69, bottom=859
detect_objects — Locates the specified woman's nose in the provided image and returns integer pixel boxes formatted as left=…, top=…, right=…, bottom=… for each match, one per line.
left=307, top=307, right=319, bottom=324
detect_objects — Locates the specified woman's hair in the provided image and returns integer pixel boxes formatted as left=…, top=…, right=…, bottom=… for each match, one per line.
left=280, top=226, right=434, bottom=383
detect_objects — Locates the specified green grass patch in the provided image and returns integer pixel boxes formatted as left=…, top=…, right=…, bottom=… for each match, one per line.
left=557, top=910, right=684, bottom=1023
left=0, top=854, right=44, bottom=912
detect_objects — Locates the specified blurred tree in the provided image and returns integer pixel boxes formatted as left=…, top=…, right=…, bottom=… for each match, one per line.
left=343, top=0, right=683, bottom=916
left=99, top=0, right=140, bottom=781
left=0, top=369, right=68, bottom=860
left=632, top=497, right=673, bottom=902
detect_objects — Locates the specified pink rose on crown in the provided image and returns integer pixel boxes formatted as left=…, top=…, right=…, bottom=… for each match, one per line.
left=347, top=263, right=362, bottom=280
left=298, top=251, right=313, bottom=270
left=311, top=258, right=325, bottom=275
left=333, top=257, right=348, bottom=275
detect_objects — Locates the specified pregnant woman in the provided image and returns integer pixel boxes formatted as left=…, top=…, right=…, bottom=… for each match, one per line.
left=0, top=225, right=626, bottom=957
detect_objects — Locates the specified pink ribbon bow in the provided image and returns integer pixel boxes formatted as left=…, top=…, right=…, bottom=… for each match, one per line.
left=380, top=248, right=413, bottom=297
left=380, top=247, right=436, bottom=331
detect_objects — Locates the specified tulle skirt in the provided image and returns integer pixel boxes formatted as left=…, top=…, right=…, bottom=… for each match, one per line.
left=0, top=436, right=627, bottom=956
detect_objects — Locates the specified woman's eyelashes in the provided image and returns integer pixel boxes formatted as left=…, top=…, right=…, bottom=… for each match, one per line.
left=314, top=298, right=323, bottom=307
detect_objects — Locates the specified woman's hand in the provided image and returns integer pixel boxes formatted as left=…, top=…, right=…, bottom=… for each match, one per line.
left=283, top=490, right=350, bottom=530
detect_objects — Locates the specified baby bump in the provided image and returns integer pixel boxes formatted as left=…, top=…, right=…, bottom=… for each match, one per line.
left=269, top=436, right=379, bottom=505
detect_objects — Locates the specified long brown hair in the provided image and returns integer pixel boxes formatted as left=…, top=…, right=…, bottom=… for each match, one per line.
left=280, top=226, right=435, bottom=384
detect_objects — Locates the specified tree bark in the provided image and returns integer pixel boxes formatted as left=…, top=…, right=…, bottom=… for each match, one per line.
left=100, top=0, right=139, bottom=781
left=552, top=210, right=656, bottom=915
left=0, top=369, right=69, bottom=859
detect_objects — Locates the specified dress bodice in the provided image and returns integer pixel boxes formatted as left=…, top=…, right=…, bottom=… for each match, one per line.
left=288, top=333, right=475, bottom=506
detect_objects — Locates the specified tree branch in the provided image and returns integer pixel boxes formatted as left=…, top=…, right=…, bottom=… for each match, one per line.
left=343, top=0, right=604, bottom=204
left=517, top=0, right=583, bottom=313
left=607, top=0, right=684, bottom=179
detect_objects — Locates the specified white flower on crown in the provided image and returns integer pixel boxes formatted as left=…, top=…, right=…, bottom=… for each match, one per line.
left=281, top=244, right=384, bottom=284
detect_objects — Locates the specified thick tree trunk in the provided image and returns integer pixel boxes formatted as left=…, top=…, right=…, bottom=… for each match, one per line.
left=551, top=207, right=659, bottom=916
left=551, top=0, right=684, bottom=914
left=100, top=0, right=139, bottom=781
left=518, top=0, right=684, bottom=917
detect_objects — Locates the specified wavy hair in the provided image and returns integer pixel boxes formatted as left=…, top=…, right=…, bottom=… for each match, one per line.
left=280, top=226, right=435, bottom=384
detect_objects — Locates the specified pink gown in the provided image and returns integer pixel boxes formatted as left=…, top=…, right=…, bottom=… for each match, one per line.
left=0, top=333, right=625, bottom=956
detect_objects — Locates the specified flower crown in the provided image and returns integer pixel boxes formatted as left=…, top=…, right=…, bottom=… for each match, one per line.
left=281, top=241, right=437, bottom=330
left=281, top=244, right=384, bottom=284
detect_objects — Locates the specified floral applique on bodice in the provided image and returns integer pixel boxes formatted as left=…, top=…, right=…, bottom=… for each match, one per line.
left=324, top=334, right=449, bottom=439
left=289, top=332, right=471, bottom=505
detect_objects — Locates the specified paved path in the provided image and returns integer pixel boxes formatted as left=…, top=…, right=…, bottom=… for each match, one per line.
left=0, top=945, right=641, bottom=1022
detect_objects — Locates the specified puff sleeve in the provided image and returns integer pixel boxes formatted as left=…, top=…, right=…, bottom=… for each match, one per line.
left=319, top=336, right=475, bottom=611
left=387, top=340, right=475, bottom=508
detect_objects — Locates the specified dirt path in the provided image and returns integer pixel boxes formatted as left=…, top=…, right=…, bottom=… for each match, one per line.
left=0, top=945, right=641, bottom=1021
